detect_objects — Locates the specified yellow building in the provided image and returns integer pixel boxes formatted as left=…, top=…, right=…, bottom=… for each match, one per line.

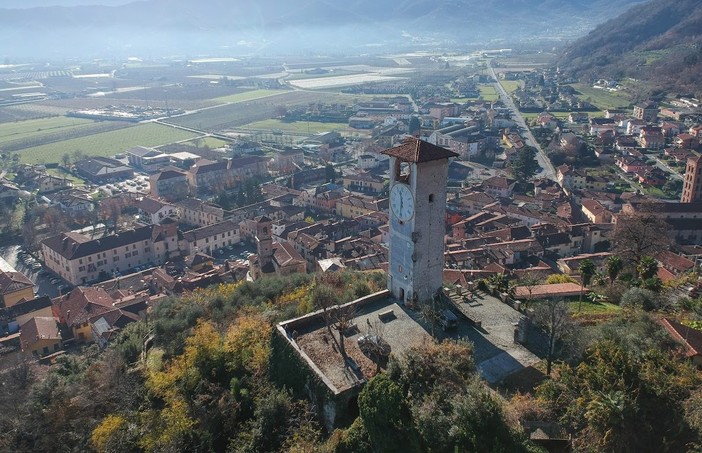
left=19, top=316, right=62, bottom=357
left=0, top=270, right=34, bottom=308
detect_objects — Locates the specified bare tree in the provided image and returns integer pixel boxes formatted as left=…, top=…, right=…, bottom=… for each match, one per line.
left=517, top=271, right=547, bottom=309
left=312, top=283, right=357, bottom=361
left=532, top=299, right=577, bottom=375
left=613, top=212, right=670, bottom=266
left=361, top=318, right=390, bottom=374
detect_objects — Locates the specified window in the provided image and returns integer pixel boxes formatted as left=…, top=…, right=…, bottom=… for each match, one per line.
left=78, top=266, right=85, bottom=271
left=428, top=194, right=434, bottom=203
left=145, top=247, right=150, bottom=253
left=113, top=256, right=119, bottom=262
left=79, top=259, right=83, bottom=265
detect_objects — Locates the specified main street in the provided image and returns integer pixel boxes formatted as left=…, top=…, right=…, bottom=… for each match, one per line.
left=487, top=61, right=557, bottom=182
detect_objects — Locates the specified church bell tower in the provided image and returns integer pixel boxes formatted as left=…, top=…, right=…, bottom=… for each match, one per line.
left=381, top=137, right=457, bottom=305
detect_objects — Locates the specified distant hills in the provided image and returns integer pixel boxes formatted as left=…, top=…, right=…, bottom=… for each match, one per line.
left=557, top=0, right=702, bottom=99
left=1, top=0, right=644, bottom=59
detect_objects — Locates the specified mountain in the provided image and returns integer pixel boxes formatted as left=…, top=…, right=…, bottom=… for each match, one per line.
left=557, top=0, right=702, bottom=98
left=0, top=0, right=643, bottom=59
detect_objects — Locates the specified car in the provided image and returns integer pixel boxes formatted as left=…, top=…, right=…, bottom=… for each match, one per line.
left=229, top=255, right=236, bottom=260
left=57, top=284, right=73, bottom=293
left=31, top=262, right=42, bottom=270
left=439, top=309, right=458, bottom=331
left=217, top=249, right=225, bottom=255
left=38, top=269, right=49, bottom=277
left=226, top=245, right=234, bottom=251
left=49, top=277, right=62, bottom=285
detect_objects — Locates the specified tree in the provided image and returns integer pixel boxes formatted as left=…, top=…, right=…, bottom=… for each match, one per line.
left=612, top=212, right=670, bottom=266
left=546, top=274, right=577, bottom=284
left=61, top=153, right=71, bottom=167
left=311, top=283, right=357, bottom=360
left=325, top=163, right=336, bottom=184
left=408, top=116, right=421, bottom=135
left=532, top=299, right=575, bottom=375
left=605, top=255, right=623, bottom=287
left=636, top=255, right=658, bottom=280
left=517, top=272, right=546, bottom=308
left=358, top=374, right=420, bottom=453
left=578, top=259, right=595, bottom=312
left=510, top=146, right=539, bottom=182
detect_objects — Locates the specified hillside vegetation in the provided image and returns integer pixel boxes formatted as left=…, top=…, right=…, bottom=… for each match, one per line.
left=557, top=0, right=702, bottom=99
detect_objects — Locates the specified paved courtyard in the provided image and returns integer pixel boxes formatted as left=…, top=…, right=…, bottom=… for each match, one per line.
left=442, top=289, right=545, bottom=384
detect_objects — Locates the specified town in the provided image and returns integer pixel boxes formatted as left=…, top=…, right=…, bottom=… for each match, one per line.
left=2, top=0, right=702, bottom=450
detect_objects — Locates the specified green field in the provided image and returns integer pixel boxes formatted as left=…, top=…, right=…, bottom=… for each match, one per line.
left=17, top=123, right=197, bottom=164
left=212, top=89, right=289, bottom=104
left=46, top=167, right=86, bottom=185
left=570, top=83, right=632, bottom=111
left=242, top=118, right=349, bottom=135
left=499, top=80, right=522, bottom=93
left=0, top=116, right=95, bottom=145
left=478, top=84, right=500, bottom=101
left=567, top=300, right=622, bottom=316
left=183, top=136, right=230, bottom=149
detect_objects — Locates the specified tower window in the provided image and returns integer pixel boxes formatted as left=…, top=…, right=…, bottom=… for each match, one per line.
left=428, top=194, right=434, bottom=203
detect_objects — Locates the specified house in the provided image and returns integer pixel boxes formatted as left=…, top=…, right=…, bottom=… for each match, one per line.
left=90, top=308, right=141, bottom=348
left=537, top=112, right=558, bottom=129
left=675, top=134, right=699, bottom=150
left=36, top=174, right=72, bottom=193
left=127, top=146, right=171, bottom=173
left=640, top=126, right=665, bottom=149
left=181, top=219, right=241, bottom=256
left=481, top=176, right=516, bottom=198
left=6, top=295, right=53, bottom=330
left=633, top=101, right=659, bottom=122
left=335, top=195, right=389, bottom=219
left=269, top=148, right=304, bottom=174
left=41, top=223, right=179, bottom=285
left=43, top=189, right=95, bottom=215
left=74, top=156, right=134, bottom=184
left=149, top=167, right=190, bottom=202
left=342, top=172, right=386, bottom=194
left=53, top=286, right=116, bottom=343
left=175, top=198, right=225, bottom=227
left=136, top=197, right=177, bottom=225
left=616, top=156, right=647, bottom=173
left=581, top=198, right=612, bottom=223
left=0, top=270, right=35, bottom=309
left=19, top=316, right=62, bottom=357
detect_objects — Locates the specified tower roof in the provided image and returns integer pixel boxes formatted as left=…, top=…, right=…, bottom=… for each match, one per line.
left=381, top=137, right=458, bottom=163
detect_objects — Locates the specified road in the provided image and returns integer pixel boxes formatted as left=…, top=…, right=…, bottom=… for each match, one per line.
left=487, top=61, right=557, bottom=182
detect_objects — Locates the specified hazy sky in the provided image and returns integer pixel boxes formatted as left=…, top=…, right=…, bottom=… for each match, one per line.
left=0, top=0, right=134, bottom=7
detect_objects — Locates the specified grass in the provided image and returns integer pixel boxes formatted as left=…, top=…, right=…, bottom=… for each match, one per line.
left=242, top=118, right=349, bottom=134
left=211, top=89, right=289, bottom=104
left=46, top=167, right=86, bottom=185
left=478, top=84, right=499, bottom=101
left=17, top=123, right=198, bottom=164
left=569, top=83, right=632, bottom=111
left=498, top=80, right=522, bottom=93
left=0, top=116, right=95, bottom=144
left=183, top=137, right=230, bottom=149
left=567, top=300, right=622, bottom=316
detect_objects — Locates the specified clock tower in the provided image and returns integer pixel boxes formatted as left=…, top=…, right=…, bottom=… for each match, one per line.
left=382, top=137, right=457, bottom=306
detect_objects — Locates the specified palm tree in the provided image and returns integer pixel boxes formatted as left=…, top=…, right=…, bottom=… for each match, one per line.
left=637, top=256, right=658, bottom=281
left=605, top=255, right=623, bottom=288
left=578, top=259, right=596, bottom=312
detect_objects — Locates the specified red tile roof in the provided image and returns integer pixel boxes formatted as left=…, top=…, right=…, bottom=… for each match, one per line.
left=381, top=137, right=458, bottom=163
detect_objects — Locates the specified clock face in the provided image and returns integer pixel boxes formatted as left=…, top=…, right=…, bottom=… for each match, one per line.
left=390, top=183, right=415, bottom=221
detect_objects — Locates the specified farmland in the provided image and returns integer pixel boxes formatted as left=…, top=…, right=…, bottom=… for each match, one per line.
left=569, top=83, right=632, bottom=111
left=15, top=123, right=198, bottom=164
left=478, top=84, right=500, bottom=101
left=0, top=116, right=132, bottom=152
left=212, top=89, right=289, bottom=104
left=242, top=119, right=351, bottom=135
left=162, top=90, right=368, bottom=132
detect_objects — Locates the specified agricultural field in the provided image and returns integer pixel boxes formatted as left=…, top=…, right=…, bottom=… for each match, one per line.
left=242, top=119, right=350, bottom=135
left=569, top=83, right=632, bottom=111
left=498, top=80, right=522, bottom=93
left=478, top=84, right=499, bottom=101
left=163, top=90, right=366, bottom=133
left=182, top=137, right=229, bottom=149
left=0, top=103, right=69, bottom=123
left=0, top=116, right=94, bottom=143
left=212, top=89, right=289, bottom=104
left=15, top=123, right=197, bottom=164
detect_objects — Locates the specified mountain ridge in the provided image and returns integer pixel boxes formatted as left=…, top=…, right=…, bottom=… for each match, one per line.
left=1, top=0, right=644, bottom=58
left=557, top=0, right=702, bottom=98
